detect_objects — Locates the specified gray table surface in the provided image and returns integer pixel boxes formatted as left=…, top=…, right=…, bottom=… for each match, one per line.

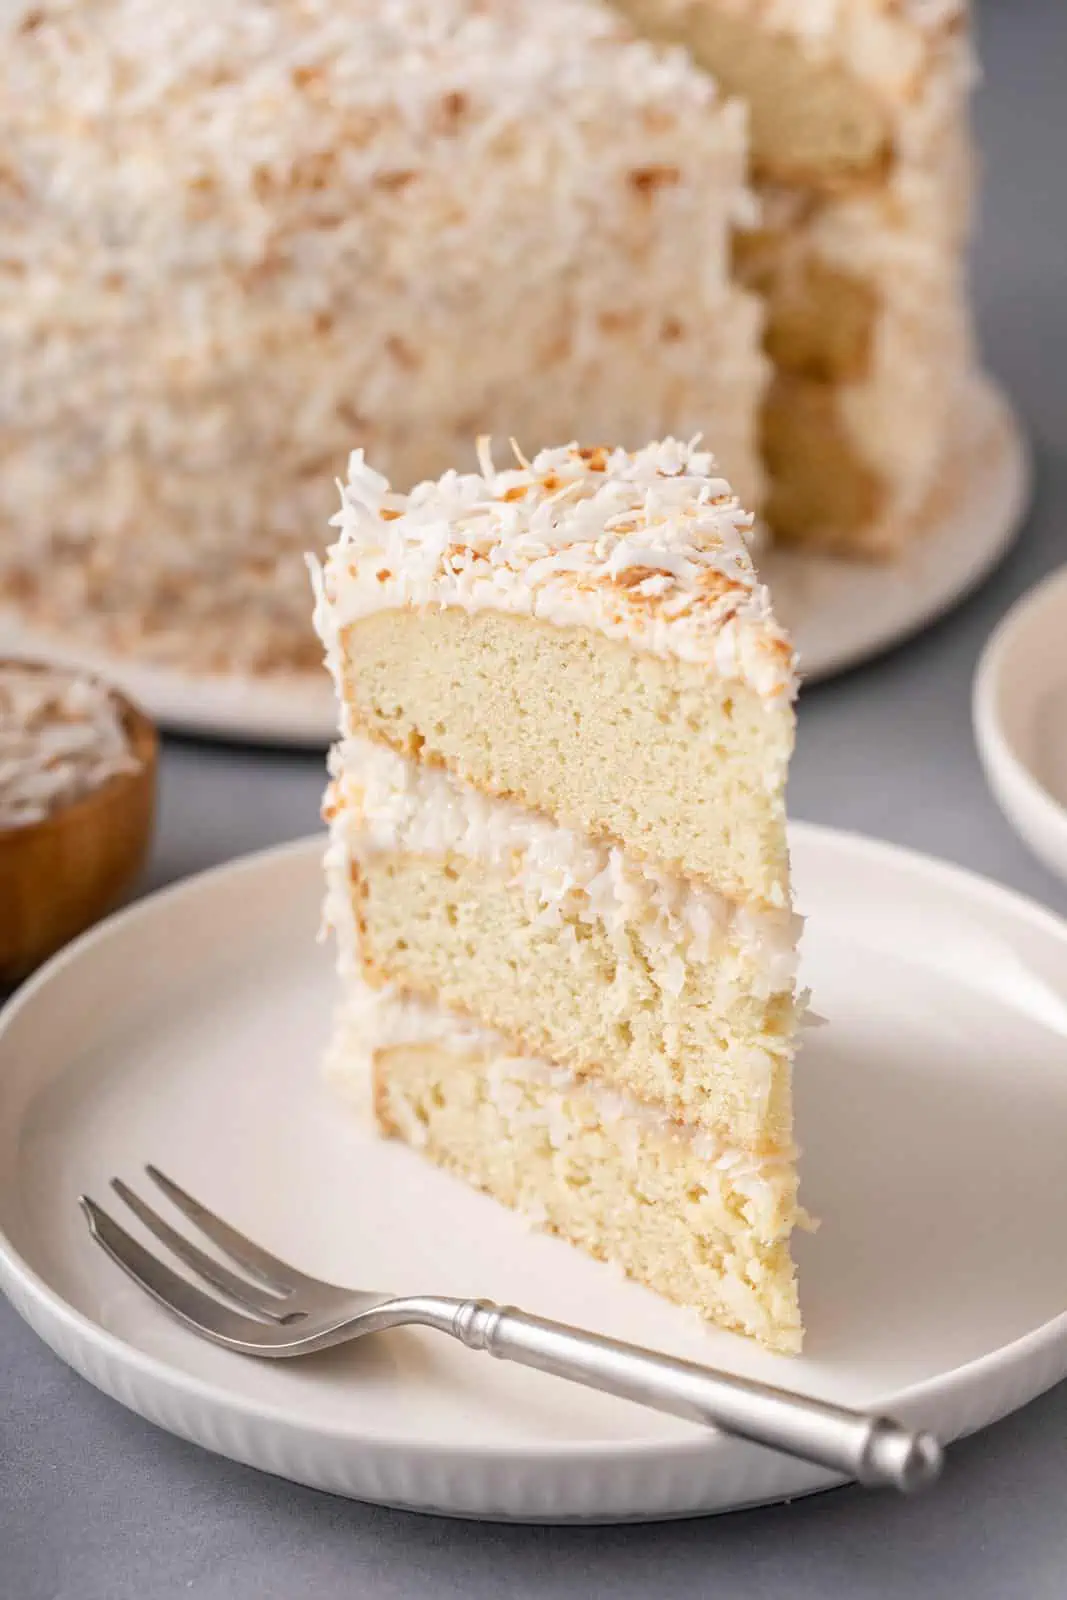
left=4, top=3, right=1067, bottom=1595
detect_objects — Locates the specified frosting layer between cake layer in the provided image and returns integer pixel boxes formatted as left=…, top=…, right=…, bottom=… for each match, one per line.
left=326, top=972, right=803, bottom=1351
left=324, top=735, right=801, bottom=1150
left=329, top=735, right=801, bottom=997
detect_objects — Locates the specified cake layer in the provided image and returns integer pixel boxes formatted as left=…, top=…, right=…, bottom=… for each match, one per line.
left=759, top=253, right=971, bottom=557
left=735, top=155, right=974, bottom=554
left=763, top=380, right=883, bottom=552
left=3, top=0, right=764, bottom=670
left=338, top=610, right=794, bottom=902
left=326, top=738, right=801, bottom=1151
left=761, top=358, right=965, bottom=558
left=315, top=439, right=796, bottom=904
left=616, top=0, right=886, bottom=186
left=612, top=0, right=975, bottom=556
left=326, top=979, right=802, bottom=1351
left=736, top=233, right=881, bottom=386
left=736, top=144, right=973, bottom=389
left=612, top=0, right=972, bottom=189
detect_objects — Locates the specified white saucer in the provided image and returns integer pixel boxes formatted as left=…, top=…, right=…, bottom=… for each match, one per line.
left=2, top=829, right=1066, bottom=1521
left=975, top=565, right=1067, bottom=884
left=0, top=376, right=1030, bottom=748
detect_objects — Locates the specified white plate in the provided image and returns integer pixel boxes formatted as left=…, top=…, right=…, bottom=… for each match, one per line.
left=3, top=830, right=1067, bottom=1520
left=0, top=376, right=1030, bottom=748
left=975, top=565, right=1067, bottom=885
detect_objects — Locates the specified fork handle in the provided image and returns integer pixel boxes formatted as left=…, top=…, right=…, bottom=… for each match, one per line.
left=433, top=1298, right=940, bottom=1492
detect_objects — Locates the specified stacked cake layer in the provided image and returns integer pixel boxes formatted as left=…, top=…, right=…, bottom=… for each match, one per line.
left=616, top=0, right=976, bottom=555
left=315, top=437, right=805, bottom=1351
left=324, top=974, right=802, bottom=1351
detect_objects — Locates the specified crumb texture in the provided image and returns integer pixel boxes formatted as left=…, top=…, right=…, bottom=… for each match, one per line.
left=329, top=734, right=799, bottom=1148
left=369, top=1037, right=802, bottom=1352
left=338, top=607, right=794, bottom=903
left=609, top=0, right=976, bottom=555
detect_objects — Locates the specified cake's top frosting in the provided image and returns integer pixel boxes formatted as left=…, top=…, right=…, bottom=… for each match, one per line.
left=313, top=437, right=797, bottom=699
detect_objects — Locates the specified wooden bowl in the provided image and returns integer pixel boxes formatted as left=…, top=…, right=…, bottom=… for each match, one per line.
left=0, top=665, right=158, bottom=988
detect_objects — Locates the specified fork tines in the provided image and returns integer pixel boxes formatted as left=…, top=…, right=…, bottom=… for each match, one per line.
left=80, top=1167, right=312, bottom=1347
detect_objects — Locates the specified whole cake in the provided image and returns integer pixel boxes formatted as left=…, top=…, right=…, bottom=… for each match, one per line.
left=2, top=0, right=976, bottom=669
left=1, top=0, right=763, bottom=670
left=315, top=436, right=805, bottom=1351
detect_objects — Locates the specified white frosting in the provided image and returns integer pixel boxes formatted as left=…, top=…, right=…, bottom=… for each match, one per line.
left=329, top=736, right=802, bottom=997
left=0, top=664, right=139, bottom=830
left=312, top=436, right=796, bottom=704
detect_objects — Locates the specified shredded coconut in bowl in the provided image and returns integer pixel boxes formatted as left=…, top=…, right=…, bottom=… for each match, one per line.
left=0, top=663, right=141, bottom=831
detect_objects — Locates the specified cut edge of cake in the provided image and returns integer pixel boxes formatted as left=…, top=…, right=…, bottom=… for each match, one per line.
left=611, top=0, right=974, bottom=187
left=316, top=433, right=805, bottom=1354
left=325, top=973, right=804, bottom=1354
left=326, top=733, right=801, bottom=1152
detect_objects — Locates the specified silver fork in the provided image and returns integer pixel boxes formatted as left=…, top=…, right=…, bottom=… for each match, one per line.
left=80, top=1167, right=942, bottom=1494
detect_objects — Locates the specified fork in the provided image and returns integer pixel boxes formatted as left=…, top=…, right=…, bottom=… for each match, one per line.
left=80, top=1166, right=942, bottom=1494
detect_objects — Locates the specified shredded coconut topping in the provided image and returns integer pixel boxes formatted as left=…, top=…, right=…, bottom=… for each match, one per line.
left=0, top=663, right=139, bottom=830
left=314, top=437, right=796, bottom=699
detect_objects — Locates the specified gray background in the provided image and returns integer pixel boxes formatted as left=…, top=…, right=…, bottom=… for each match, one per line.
left=3, top=2, right=1066, bottom=1594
